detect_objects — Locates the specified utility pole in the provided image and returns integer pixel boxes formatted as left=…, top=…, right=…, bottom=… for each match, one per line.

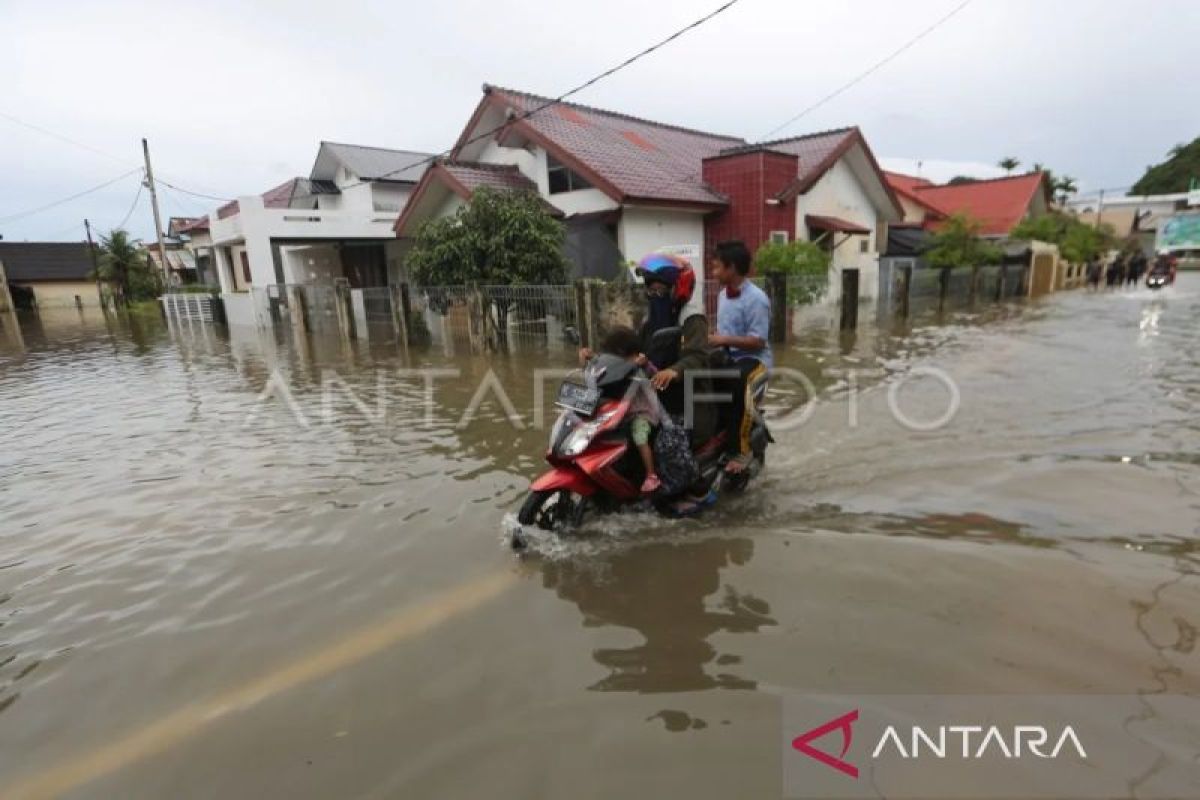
left=1095, top=189, right=1105, bottom=228
left=142, top=138, right=170, bottom=288
left=84, top=218, right=105, bottom=309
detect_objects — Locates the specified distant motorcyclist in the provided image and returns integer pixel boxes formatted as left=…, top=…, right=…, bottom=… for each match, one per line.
left=1150, top=250, right=1177, bottom=285
left=708, top=240, right=771, bottom=475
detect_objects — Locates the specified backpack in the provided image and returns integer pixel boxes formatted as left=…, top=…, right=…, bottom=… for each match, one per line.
left=653, top=416, right=700, bottom=496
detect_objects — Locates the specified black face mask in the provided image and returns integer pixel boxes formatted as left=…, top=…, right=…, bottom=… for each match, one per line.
left=645, top=292, right=676, bottom=338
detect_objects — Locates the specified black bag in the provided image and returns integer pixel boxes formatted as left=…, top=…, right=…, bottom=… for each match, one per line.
left=653, top=417, right=699, bottom=496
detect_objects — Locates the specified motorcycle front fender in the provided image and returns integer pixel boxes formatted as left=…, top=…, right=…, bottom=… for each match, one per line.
left=530, top=466, right=598, bottom=496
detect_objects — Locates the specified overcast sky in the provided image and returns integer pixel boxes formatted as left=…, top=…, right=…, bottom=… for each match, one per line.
left=1, top=0, right=1196, bottom=242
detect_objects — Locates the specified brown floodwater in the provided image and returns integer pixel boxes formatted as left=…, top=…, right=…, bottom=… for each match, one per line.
left=0, top=279, right=1197, bottom=798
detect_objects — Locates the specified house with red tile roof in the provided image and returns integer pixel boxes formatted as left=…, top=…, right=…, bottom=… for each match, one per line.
left=396, top=85, right=903, bottom=295
left=885, top=171, right=1051, bottom=237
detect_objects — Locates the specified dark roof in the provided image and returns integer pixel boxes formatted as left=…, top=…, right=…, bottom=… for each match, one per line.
left=465, top=85, right=745, bottom=206
left=0, top=242, right=96, bottom=282
left=885, top=225, right=932, bottom=257
left=313, top=141, right=434, bottom=183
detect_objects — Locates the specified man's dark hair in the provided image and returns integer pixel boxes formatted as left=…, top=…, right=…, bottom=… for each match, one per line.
left=601, top=325, right=640, bottom=357
left=714, top=240, right=752, bottom=276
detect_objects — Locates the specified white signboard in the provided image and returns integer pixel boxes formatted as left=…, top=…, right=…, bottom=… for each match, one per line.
left=656, top=244, right=703, bottom=264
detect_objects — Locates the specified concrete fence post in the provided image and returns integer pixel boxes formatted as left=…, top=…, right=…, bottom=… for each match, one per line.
left=391, top=283, right=412, bottom=347
left=587, top=280, right=604, bottom=347
left=766, top=271, right=787, bottom=344
left=573, top=280, right=590, bottom=348
left=996, top=264, right=1007, bottom=301
left=466, top=285, right=487, bottom=354
left=840, top=268, right=860, bottom=331
left=898, top=265, right=912, bottom=318
left=285, top=285, right=308, bottom=335
left=333, top=282, right=355, bottom=341
left=968, top=265, right=981, bottom=306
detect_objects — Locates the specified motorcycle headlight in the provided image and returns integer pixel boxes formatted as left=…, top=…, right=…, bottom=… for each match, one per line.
left=558, top=409, right=619, bottom=456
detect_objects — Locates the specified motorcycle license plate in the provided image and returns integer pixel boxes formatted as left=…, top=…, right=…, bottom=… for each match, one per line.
left=556, top=382, right=601, bottom=415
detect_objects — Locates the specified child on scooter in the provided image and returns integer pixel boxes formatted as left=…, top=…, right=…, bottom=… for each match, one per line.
left=600, top=326, right=662, bottom=494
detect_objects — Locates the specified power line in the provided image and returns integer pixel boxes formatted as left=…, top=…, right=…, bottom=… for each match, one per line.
left=0, top=111, right=234, bottom=201
left=157, top=178, right=232, bottom=203
left=756, top=0, right=975, bottom=142
left=159, top=181, right=215, bottom=216
left=340, top=0, right=745, bottom=190
left=0, top=110, right=129, bottom=166
left=115, top=175, right=146, bottom=230
left=0, top=168, right=142, bottom=224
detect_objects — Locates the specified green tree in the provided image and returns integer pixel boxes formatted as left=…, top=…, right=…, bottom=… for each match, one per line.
left=998, top=157, right=1021, bottom=175
left=92, top=229, right=161, bottom=304
left=1053, top=175, right=1078, bottom=205
left=753, top=240, right=831, bottom=303
left=1131, top=137, right=1200, bottom=195
left=925, top=214, right=1003, bottom=309
left=926, top=213, right=1004, bottom=270
left=406, top=187, right=568, bottom=348
left=1011, top=210, right=1115, bottom=263
left=406, top=187, right=567, bottom=286
left=948, top=175, right=978, bottom=186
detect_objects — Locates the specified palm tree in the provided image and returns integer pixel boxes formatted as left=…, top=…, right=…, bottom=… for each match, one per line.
left=998, top=157, right=1020, bottom=175
left=95, top=229, right=144, bottom=306
left=1054, top=176, right=1078, bottom=206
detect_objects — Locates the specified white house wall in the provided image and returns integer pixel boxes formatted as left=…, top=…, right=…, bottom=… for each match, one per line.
left=618, top=207, right=706, bottom=265
left=793, top=157, right=883, bottom=300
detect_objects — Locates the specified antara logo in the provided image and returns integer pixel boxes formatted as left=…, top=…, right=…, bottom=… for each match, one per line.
left=792, top=710, right=1088, bottom=779
left=791, top=710, right=860, bottom=778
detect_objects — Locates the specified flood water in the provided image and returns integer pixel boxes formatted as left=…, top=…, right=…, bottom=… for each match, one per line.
left=1, top=278, right=1197, bottom=798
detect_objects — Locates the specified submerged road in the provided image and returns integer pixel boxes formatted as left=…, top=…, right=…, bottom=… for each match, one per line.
left=0, top=278, right=1196, bottom=797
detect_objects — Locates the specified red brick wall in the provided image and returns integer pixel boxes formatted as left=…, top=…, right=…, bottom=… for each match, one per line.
left=702, top=150, right=798, bottom=269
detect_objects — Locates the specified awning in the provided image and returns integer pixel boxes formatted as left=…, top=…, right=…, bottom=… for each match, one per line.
left=806, top=214, right=871, bottom=235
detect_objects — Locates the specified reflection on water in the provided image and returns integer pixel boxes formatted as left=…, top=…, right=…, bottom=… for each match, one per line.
left=0, top=279, right=1197, bottom=797
left=539, top=537, right=774, bottom=693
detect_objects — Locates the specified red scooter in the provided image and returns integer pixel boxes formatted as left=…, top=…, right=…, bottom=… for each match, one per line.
left=514, top=339, right=769, bottom=546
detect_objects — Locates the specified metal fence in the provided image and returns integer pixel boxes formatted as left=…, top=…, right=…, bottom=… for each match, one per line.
left=878, top=262, right=1032, bottom=315
left=410, top=284, right=579, bottom=352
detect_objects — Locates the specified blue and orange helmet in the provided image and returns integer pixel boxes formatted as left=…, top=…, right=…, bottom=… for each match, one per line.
left=635, top=253, right=696, bottom=305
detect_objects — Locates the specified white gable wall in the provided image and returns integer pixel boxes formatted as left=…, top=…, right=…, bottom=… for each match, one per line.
left=792, top=154, right=886, bottom=300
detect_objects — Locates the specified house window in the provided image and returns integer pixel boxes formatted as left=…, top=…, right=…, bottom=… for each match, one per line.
left=547, top=155, right=592, bottom=194
left=769, top=231, right=789, bottom=244
left=240, top=252, right=252, bottom=285
left=860, top=238, right=870, bottom=254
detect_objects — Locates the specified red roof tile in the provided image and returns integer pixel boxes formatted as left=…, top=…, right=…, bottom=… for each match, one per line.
left=912, top=172, right=1047, bottom=236
left=884, top=171, right=935, bottom=195
left=480, top=86, right=744, bottom=206
left=442, top=162, right=540, bottom=194
left=215, top=178, right=312, bottom=220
